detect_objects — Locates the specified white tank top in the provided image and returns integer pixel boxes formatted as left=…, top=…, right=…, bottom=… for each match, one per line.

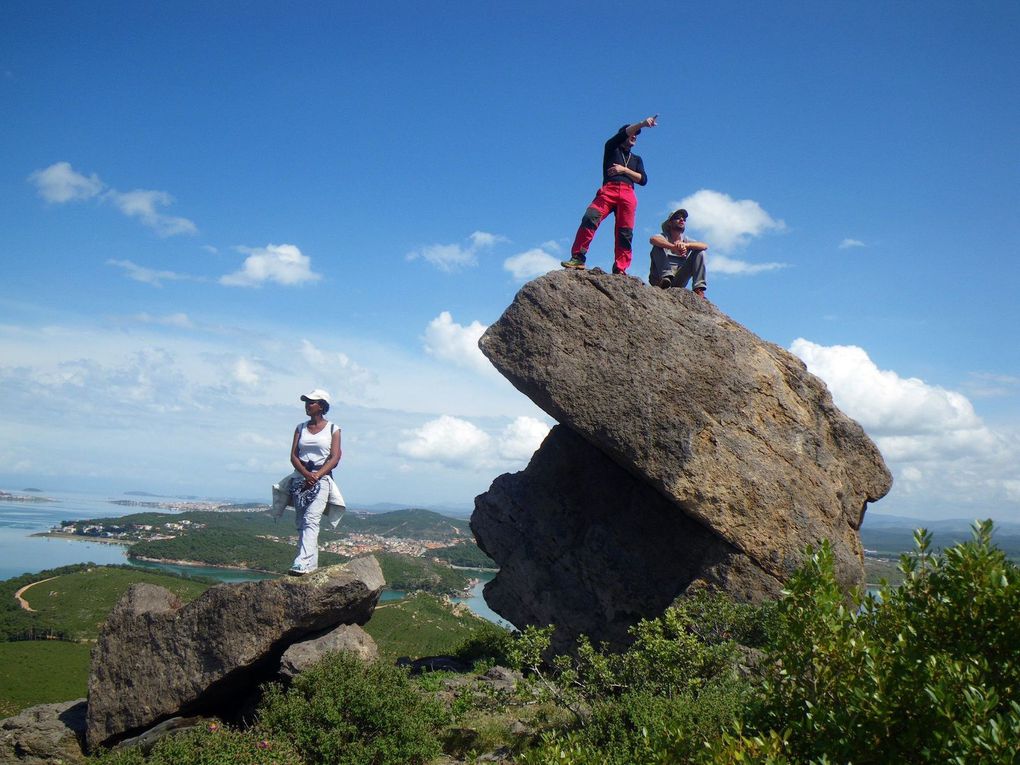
left=296, top=421, right=337, bottom=465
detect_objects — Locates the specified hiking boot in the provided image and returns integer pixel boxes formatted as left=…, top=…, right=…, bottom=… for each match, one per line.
left=612, top=265, right=627, bottom=275
left=658, top=276, right=673, bottom=289
left=561, top=257, right=586, bottom=270
left=694, top=287, right=707, bottom=299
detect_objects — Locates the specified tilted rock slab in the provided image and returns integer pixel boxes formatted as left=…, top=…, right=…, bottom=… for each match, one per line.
left=86, top=556, right=384, bottom=751
left=474, top=270, right=891, bottom=641
left=473, top=425, right=783, bottom=651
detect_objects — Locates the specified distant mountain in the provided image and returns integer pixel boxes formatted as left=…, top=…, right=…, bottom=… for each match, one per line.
left=861, top=513, right=1020, bottom=559
left=349, top=502, right=473, bottom=518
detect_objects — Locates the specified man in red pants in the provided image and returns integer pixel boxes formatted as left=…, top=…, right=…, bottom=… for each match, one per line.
left=562, top=115, right=658, bottom=275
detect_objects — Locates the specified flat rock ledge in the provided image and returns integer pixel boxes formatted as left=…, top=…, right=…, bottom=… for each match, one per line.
left=85, top=555, right=384, bottom=751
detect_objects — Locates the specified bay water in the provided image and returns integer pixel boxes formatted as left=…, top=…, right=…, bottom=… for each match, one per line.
left=0, top=488, right=503, bottom=624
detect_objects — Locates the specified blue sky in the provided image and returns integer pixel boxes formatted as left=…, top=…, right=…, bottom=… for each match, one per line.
left=2, top=2, right=1018, bottom=521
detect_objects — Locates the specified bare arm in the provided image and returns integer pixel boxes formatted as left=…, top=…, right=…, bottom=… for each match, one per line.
left=626, top=115, right=658, bottom=137
left=650, top=234, right=695, bottom=255
left=290, top=427, right=312, bottom=480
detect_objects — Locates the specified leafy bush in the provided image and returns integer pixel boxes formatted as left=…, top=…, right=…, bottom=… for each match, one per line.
left=255, top=650, right=446, bottom=765
left=723, top=521, right=1020, bottom=764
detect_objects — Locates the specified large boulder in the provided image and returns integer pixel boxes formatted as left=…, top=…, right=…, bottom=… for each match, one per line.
left=473, top=270, right=891, bottom=646
left=86, top=556, right=384, bottom=751
left=473, top=425, right=782, bottom=651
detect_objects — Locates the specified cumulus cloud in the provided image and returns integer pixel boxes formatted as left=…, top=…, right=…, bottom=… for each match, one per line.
left=28, top=162, right=197, bottom=236
left=407, top=230, right=505, bottom=272
left=398, top=415, right=493, bottom=467
left=497, top=416, right=551, bottom=461
left=28, top=162, right=103, bottom=203
left=839, top=238, right=866, bottom=249
left=671, top=189, right=786, bottom=253
left=107, top=189, right=197, bottom=237
left=397, top=414, right=550, bottom=469
left=423, top=312, right=493, bottom=375
left=220, top=244, right=321, bottom=287
left=503, top=248, right=561, bottom=281
left=107, top=259, right=196, bottom=287
left=709, top=254, right=787, bottom=276
left=790, top=338, right=1020, bottom=517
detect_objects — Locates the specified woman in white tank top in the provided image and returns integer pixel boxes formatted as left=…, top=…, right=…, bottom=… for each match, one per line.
left=287, top=388, right=342, bottom=575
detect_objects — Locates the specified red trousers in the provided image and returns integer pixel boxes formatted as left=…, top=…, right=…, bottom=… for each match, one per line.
left=570, top=182, right=637, bottom=272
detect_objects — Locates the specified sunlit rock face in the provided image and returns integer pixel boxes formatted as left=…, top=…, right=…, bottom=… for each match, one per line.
left=472, top=269, right=891, bottom=651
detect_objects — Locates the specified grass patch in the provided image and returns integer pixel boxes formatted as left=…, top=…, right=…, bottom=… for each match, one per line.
left=0, top=641, right=91, bottom=714
left=17, top=566, right=213, bottom=641
left=364, top=592, right=507, bottom=661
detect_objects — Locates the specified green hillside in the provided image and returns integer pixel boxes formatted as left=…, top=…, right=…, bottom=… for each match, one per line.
left=363, top=591, right=506, bottom=661
left=0, top=563, right=213, bottom=642
left=129, top=529, right=346, bottom=573
left=0, top=641, right=91, bottom=717
left=0, top=567, right=500, bottom=715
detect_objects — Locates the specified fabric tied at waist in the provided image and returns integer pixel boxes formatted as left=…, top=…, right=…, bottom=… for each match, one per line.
left=291, top=461, right=324, bottom=512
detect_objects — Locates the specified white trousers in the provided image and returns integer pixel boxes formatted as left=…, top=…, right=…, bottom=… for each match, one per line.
left=293, top=485, right=329, bottom=571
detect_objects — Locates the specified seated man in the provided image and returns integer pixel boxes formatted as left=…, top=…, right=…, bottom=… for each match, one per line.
left=648, top=208, right=708, bottom=298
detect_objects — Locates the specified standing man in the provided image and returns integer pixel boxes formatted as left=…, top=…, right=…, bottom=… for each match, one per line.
left=648, top=208, right=708, bottom=298
left=562, top=116, right=658, bottom=275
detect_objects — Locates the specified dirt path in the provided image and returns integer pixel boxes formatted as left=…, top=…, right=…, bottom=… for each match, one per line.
left=13, top=576, right=58, bottom=612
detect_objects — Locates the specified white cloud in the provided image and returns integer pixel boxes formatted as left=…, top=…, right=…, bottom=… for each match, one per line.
left=469, top=231, right=508, bottom=248
left=497, top=416, right=551, bottom=461
left=406, top=230, right=504, bottom=272
left=671, top=189, right=786, bottom=253
left=398, top=415, right=493, bottom=468
left=28, top=162, right=104, bottom=203
left=708, top=254, right=787, bottom=276
left=107, top=189, right=198, bottom=237
left=423, top=312, right=494, bottom=376
left=790, top=338, right=1020, bottom=518
left=107, top=259, right=195, bottom=287
left=220, top=244, right=321, bottom=287
left=503, top=248, right=561, bottom=281
left=299, top=339, right=377, bottom=394
left=28, top=162, right=197, bottom=236
left=232, top=357, right=261, bottom=387
left=839, top=238, right=866, bottom=249
left=397, top=414, right=551, bottom=470
left=790, top=339, right=981, bottom=437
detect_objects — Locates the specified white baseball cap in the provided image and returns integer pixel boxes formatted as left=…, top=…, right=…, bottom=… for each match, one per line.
left=300, top=389, right=331, bottom=405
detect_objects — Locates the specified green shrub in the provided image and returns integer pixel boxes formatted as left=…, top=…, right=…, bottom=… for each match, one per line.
left=88, top=723, right=302, bottom=765
left=255, top=650, right=445, bottom=765
left=736, top=522, right=1020, bottom=764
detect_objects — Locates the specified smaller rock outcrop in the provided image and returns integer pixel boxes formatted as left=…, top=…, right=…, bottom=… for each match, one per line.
left=86, top=556, right=384, bottom=751
left=0, top=699, right=86, bottom=765
left=279, top=623, right=379, bottom=678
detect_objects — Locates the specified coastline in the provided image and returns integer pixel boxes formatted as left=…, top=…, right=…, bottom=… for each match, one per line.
left=32, top=531, right=131, bottom=546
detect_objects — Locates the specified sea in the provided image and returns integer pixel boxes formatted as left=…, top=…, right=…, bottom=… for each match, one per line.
left=0, top=488, right=506, bottom=626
